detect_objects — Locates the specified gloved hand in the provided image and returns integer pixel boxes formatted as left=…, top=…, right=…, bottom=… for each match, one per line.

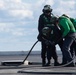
left=45, top=40, right=50, bottom=46
left=37, top=34, right=42, bottom=41
left=45, top=40, right=55, bottom=46
left=55, top=37, right=63, bottom=44
left=51, top=41, right=55, bottom=45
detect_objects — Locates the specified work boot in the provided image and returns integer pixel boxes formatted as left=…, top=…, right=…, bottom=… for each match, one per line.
left=42, top=59, right=46, bottom=67
left=54, top=61, right=60, bottom=66
left=60, top=62, right=67, bottom=65
left=64, top=62, right=75, bottom=67
left=45, top=60, right=51, bottom=66
left=75, top=62, right=76, bottom=65
left=60, top=58, right=67, bottom=65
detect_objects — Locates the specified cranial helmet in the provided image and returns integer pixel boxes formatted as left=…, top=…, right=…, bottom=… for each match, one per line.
left=62, top=14, right=69, bottom=18
left=42, top=5, right=52, bottom=13
left=42, top=27, right=51, bottom=36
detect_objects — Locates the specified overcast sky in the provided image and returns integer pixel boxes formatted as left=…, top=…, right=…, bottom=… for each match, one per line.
left=0, top=0, right=76, bottom=51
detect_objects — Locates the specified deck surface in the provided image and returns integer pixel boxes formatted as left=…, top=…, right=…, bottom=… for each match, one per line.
left=0, top=55, right=76, bottom=75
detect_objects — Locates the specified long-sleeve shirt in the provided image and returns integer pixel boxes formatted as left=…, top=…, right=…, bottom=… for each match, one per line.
left=70, top=18, right=76, bottom=30
left=58, top=16, right=76, bottom=37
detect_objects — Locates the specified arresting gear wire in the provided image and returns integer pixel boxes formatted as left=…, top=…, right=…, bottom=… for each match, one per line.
left=59, top=56, right=76, bottom=67
left=22, top=40, right=76, bottom=67
left=22, top=40, right=38, bottom=64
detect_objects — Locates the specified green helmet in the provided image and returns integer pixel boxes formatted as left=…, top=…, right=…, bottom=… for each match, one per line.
left=42, top=27, right=51, bottom=36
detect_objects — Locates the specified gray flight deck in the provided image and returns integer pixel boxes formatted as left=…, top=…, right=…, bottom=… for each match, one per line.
left=0, top=54, right=76, bottom=75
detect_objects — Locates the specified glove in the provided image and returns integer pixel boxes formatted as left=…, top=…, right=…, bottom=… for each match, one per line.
left=51, top=41, right=55, bottom=46
left=45, top=40, right=50, bottom=46
left=45, top=40, right=55, bottom=46
left=37, top=34, right=42, bottom=41
left=55, top=37, right=63, bottom=44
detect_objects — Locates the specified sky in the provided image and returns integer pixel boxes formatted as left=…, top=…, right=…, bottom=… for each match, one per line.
left=0, top=0, right=76, bottom=51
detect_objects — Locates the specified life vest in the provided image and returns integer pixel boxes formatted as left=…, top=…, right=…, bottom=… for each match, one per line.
left=43, top=15, right=62, bottom=42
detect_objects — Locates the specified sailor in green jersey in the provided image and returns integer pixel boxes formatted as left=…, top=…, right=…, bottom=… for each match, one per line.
left=62, top=14, right=76, bottom=61
left=69, top=18, right=76, bottom=58
left=56, top=15, right=76, bottom=67
left=62, top=14, right=76, bottom=30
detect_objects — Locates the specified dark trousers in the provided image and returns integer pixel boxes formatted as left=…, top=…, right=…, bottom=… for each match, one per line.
left=41, top=41, right=58, bottom=62
left=70, top=40, right=76, bottom=57
left=61, top=33, right=76, bottom=63
left=41, top=41, right=47, bottom=59
left=58, top=39, right=67, bottom=63
left=47, top=46, right=58, bottom=62
left=41, top=41, right=47, bottom=65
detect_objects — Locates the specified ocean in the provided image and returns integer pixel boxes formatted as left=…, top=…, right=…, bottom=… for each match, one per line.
left=0, top=50, right=62, bottom=56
